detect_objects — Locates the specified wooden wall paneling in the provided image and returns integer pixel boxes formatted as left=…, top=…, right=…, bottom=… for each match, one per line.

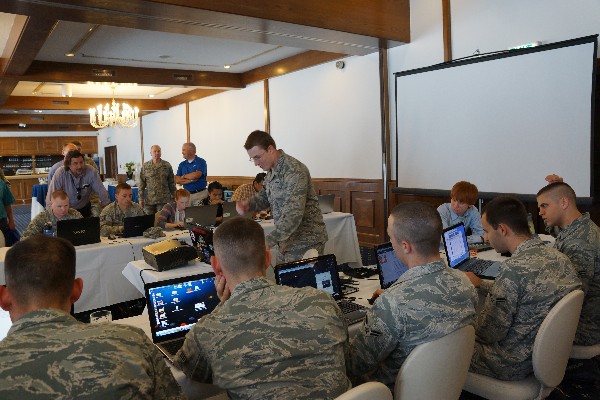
left=0, top=138, right=19, bottom=154
left=18, top=137, right=39, bottom=154
left=38, top=137, right=60, bottom=153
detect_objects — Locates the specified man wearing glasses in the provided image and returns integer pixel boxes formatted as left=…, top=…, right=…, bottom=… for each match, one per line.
left=46, top=150, right=110, bottom=217
left=237, top=130, right=327, bottom=263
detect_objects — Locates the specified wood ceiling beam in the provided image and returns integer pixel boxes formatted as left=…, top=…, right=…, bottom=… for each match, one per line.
left=1, top=96, right=168, bottom=111
left=15, top=61, right=244, bottom=89
left=165, top=89, right=227, bottom=109
left=0, top=114, right=91, bottom=125
left=0, top=124, right=96, bottom=132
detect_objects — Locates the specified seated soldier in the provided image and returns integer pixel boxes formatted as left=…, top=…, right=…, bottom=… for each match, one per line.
left=437, top=180, right=486, bottom=244
left=0, top=236, right=184, bottom=398
left=99, top=182, right=144, bottom=236
left=22, top=190, right=82, bottom=239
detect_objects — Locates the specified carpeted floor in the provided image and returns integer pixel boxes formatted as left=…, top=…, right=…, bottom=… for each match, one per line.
left=11, top=204, right=31, bottom=235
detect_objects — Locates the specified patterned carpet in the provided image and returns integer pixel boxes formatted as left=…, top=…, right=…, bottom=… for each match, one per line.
left=11, top=204, right=31, bottom=235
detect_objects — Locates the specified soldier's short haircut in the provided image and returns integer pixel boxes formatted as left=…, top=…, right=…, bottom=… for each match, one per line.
left=51, top=189, right=68, bottom=200
left=5, top=236, right=76, bottom=306
left=213, top=216, right=266, bottom=274
left=537, top=182, right=577, bottom=202
left=389, top=202, right=442, bottom=255
left=244, top=130, right=276, bottom=151
left=175, top=188, right=191, bottom=200
left=483, top=196, right=530, bottom=236
left=183, top=142, right=196, bottom=153
left=64, top=149, right=84, bottom=168
left=208, top=181, right=223, bottom=193
left=115, top=182, right=132, bottom=194
left=254, top=173, right=266, bottom=184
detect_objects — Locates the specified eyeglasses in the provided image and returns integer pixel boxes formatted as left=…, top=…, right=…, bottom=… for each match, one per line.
left=249, top=151, right=267, bottom=162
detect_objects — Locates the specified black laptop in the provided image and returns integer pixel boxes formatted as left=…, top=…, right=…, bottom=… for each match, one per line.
left=56, top=217, right=101, bottom=246
left=442, top=222, right=500, bottom=279
left=122, top=214, right=155, bottom=238
left=375, top=242, right=409, bottom=289
left=274, top=254, right=367, bottom=325
left=185, top=205, right=219, bottom=227
left=145, top=273, right=220, bottom=361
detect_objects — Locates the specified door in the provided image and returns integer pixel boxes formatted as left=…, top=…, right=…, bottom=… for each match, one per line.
left=104, top=145, right=118, bottom=178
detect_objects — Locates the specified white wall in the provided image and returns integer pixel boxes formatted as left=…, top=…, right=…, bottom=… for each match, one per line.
left=141, top=103, right=187, bottom=168
left=97, top=124, right=141, bottom=174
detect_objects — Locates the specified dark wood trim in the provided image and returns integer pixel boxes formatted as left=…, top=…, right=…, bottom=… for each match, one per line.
left=442, top=0, right=452, bottom=62
left=165, top=89, right=226, bottom=109
left=264, top=80, right=270, bottom=133
left=139, top=115, right=145, bottom=164
left=0, top=124, right=96, bottom=132
left=185, top=102, right=190, bottom=142
left=0, top=114, right=90, bottom=125
left=0, top=96, right=168, bottom=111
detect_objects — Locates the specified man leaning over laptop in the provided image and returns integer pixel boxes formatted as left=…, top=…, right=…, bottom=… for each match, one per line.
left=99, top=182, right=144, bottom=236
left=0, top=236, right=184, bottom=399
left=467, top=196, right=580, bottom=380
left=347, top=202, right=477, bottom=390
left=174, top=216, right=351, bottom=399
left=22, top=189, right=82, bottom=239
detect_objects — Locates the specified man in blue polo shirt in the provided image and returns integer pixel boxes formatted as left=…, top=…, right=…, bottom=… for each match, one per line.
left=175, top=142, right=207, bottom=205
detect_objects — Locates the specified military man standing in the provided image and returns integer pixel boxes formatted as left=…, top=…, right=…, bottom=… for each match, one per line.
left=174, top=217, right=350, bottom=399
left=468, top=196, right=580, bottom=380
left=138, top=145, right=176, bottom=215
left=237, top=130, right=327, bottom=263
left=0, top=236, right=184, bottom=399
left=347, top=202, right=477, bottom=389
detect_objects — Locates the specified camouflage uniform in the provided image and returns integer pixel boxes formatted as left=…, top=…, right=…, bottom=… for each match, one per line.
left=470, top=238, right=581, bottom=380
left=99, top=201, right=145, bottom=236
left=22, top=208, right=82, bottom=239
left=83, top=157, right=102, bottom=216
left=174, top=277, right=351, bottom=399
left=0, top=309, right=184, bottom=399
left=248, top=150, right=327, bottom=263
left=347, top=259, right=477, bottom=389
left=554, top=212, right=600, bottom=345
left=139, top=159, right=176, bottom=215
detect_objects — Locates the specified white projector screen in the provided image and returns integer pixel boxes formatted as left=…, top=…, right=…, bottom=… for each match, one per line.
left=395, top=36, right=597, bottom=198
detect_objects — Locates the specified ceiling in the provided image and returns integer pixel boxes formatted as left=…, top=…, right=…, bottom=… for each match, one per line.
left=0, top=0, right=410, bottom=131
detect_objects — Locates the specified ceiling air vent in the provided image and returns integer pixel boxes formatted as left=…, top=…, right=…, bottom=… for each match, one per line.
left=52, top=100, right=70, bottom=105
left=92, top=69, right=115, bottom=77
left=173, top=74, right=193, bottom=81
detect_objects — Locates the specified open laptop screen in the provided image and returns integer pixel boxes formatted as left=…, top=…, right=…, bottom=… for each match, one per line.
left=274, top=254, right=343, bottom=301
left=375, top=242, right=409, bottom=289
left=442, top=223, right=470, bottom=269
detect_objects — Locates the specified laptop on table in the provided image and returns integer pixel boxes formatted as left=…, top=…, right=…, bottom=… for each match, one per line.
left=185, top=205, right=219, bottom=227
left=375, top=242, right=409, bottom=289
left=318, top=194, right=334, bottom=214
left=145, top=273, right=220, bottom=361
left=57, top=217, right=101, bottom=246
left=219, top=201, right=238, bottom=224
left=122, top=214, right=155, bottom=238
left=274, top=254, right=367, bottom=325
left=442, top=222, right=500, bottom=279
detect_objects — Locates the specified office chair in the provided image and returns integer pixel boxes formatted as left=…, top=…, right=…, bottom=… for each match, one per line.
left=394, top=325, right=475, bottom=400
left=463, top=290, right=584, bottom=400
left=335, top=381, right=392, bottom=400
left=570, top=342, right=600, bottom=359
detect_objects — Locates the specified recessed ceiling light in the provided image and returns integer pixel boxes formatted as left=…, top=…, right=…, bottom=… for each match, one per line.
left=34, top=110, right=42, bottom=113
left=224, top=65, right=231, bottom=69
left=64, top=53, right=75, bottom=57
left=148, top=94, right=155, bottom=98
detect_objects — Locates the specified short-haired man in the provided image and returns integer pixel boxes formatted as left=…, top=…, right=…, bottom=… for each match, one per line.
left=48, top=142, right=77, bottom=183
left=174, top=217, right=350, bottom=399
left=200, top=181, right=225, bottom=223
left=70, top=140, right=98, bottom=171
left=347, top=202, right=477, bottom=389
left=231, top=172, right=266, bottom=202
left=99, top=182, right=144, bottom=236
left=46, top=150, right=110, bottom=217
left=468, top=196, right=580, bottom=380
left=237, top=130, right=327, bottom=263
left=175, top=142, right=207, bottom=205
left=0, top=236, right=184, bottom=399
left=22, top=190, right=82, bottom=239
left=537, top=182, right=600, bottom=345
left=437, top=180, right=485, bottom=244
left=139, top=145, right=176, bottom=215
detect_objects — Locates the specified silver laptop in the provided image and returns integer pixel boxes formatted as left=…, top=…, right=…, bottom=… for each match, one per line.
left=318, top=194, right=334, bottom=214
left=375, top=242, right=409, bottom=289
left=442, top=223, right=499, bottom=279
left=145, top=273, right=220, bottom=361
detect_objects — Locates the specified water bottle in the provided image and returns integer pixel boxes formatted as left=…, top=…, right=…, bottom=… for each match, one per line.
left=43, top=222, right=54, bottom=237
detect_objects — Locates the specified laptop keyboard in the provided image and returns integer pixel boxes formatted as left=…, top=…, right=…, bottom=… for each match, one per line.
left=161, top=338, right=185, bottom=358
left=464, top=258, right=495, bottom=275
left=338, top=299, right=366, bottom=314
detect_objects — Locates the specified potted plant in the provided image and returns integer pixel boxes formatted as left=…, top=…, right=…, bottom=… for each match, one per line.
left=125, top=162, right=135, bottom=180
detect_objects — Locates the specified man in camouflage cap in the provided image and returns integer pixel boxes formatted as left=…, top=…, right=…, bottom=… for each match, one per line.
left=537, top=182, right=600, bottom=346
left=468, top=196, right=580, bottom=380
left=0, top=236, right=184, bottom=399
left=174, top=216, right=350, bottom=399
left=237, top=130, right=327, bottom=263
left=139, top=145, right=176, bottom=215
left=347, top=202, right=477, bottom=389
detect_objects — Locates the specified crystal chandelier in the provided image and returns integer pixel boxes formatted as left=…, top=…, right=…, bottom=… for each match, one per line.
left=89, top=83, right=139, bottom=129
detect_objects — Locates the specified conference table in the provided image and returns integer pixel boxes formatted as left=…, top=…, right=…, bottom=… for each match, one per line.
left=0, top=212, right=362, bottom=314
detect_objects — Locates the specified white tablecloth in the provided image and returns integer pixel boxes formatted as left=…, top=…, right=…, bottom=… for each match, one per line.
left=123, top=259, right=213, bottom=294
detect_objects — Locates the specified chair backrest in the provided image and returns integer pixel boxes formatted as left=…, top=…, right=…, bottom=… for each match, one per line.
left=533, top=289, right=584, bottom=388
left=154, top=211, right=161, bottom=227
left=335, top=382, right=392, bottom=400
left=395, top=325, right=475, bottom=400
left=0, top=229, right=5, bottom=247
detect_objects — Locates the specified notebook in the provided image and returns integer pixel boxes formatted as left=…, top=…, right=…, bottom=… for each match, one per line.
left=318, top=194, right=334, bottom=214
left=274, top=254, right=367, bottom=325
left=375, top=242, right=409, bottom=289
left=185, top=205, right=219, bottom=227
left=220, top=201, right=238, bottom=224
left=145, top=273, right=220, bottom=361
left=442, top=222, right=500, bottom=279
left=122, top=214, right=155, bottom=238
left=56, top=217, right=101, bottom=246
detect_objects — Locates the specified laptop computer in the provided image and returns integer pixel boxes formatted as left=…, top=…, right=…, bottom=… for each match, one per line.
left=274, top=254, right=367, bottom=325
left=185, top=205, right=219, bottom=227
left=375, top=242, right=409, bottom=289
left=220, top=201, right=238, bottom=224
left=122, top=214, right=155, bottom=238
left=442, top=222, right=500, bottom=279
left=56, top=217, right=101, bottom=246
left=318, top=194, right=334, bottom=214
left=145, top=273, right=220, bottom=361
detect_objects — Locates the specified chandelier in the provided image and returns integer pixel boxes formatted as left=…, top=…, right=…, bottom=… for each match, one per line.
left=89, top=83, right=139, bottom=129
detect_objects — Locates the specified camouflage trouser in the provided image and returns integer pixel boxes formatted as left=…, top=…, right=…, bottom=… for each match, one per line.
left=274, top=242, right=326, bottom=264
left=90, top=193, right=102, bottom=217
left=143, top=203, right=166, bottom=215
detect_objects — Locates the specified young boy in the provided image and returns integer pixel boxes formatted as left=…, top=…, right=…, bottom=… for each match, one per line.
left=437, top=181, right=485, bottom=244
